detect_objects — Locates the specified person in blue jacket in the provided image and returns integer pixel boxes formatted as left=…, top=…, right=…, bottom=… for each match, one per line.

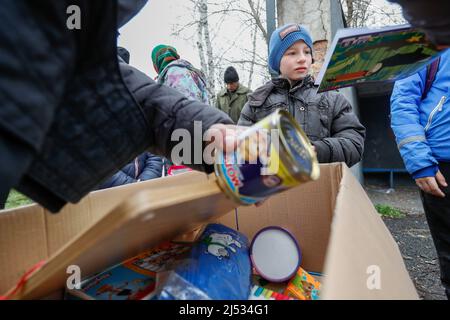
left=391, top=49, right=450, bottom=299
left=97, top=152, right=163, bottom=189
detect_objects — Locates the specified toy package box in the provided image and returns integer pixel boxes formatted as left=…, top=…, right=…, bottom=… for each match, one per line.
left=316, top=24, right=442, bottom=93
left=284, top=267, right=321, bottom=300
left=249, top=269, right=322, bottom=301
left=66, top=242, right=191, bottom=300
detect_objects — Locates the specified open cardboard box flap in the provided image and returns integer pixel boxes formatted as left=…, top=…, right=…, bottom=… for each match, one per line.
left=0, top=163, right=418, bottom=300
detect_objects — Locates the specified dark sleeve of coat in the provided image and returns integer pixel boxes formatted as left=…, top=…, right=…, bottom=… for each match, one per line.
left=119, top=60, right=234, bottom=172
left=237, top=102, right=256, bottom=126
left=0, top=1, right=76, bottom=205
left=312, top=93, right=366, bottom=168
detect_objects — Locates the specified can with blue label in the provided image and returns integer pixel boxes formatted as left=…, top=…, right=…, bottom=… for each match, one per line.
left=214, top=109, right=320, bottom=205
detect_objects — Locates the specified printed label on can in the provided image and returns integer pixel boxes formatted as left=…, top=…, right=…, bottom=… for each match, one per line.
left=215, top=110, right=318, bottom=205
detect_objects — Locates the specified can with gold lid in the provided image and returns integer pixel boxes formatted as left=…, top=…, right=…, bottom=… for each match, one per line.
left=214, top=109, right=320, bottom=205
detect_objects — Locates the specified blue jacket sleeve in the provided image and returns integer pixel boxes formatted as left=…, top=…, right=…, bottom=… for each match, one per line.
left=390, top=71, right=438, bottom=177
left=138, top=154, right=163, bottom=181
left=412, top=165, right=439, bottom=179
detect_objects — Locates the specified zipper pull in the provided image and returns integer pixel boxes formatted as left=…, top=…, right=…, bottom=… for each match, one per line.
left=438, top=96, right=446, bottom=111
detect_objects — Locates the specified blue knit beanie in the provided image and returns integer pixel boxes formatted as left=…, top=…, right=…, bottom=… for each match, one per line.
left=269, top=24, right=314, bottom=74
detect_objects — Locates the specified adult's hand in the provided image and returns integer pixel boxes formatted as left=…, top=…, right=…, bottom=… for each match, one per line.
left=416, top=170, right=448, bottom=198
left=205, top=124, right=246, bottom=153
left=205, top=124, right=269, bottom=207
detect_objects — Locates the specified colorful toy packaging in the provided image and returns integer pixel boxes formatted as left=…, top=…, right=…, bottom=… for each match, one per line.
left=167, top=165, right=192, bottom=176
left=65, top=242, right=192, bottom=300
left=284, top=267, right=321, bottom=300
left=158, top=224, right=252, bottom=300
left=249, top=285, right=295, bottom=300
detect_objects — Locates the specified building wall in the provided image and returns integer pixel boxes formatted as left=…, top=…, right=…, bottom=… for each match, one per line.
left=277, top=0, right=332, bottom=42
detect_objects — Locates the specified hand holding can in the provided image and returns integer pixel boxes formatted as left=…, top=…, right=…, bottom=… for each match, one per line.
left=214, top=109, right=320, bottom=205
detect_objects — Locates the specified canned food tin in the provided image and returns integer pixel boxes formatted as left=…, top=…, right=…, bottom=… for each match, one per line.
left=214, top=109, right=320, bottom=205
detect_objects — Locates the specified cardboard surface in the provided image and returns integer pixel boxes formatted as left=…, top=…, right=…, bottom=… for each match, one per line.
left=321, top=165, right=418, bottom=299
left=3, top=172, right=236, bottom=299
left=0, top=164, right=418, bottom=300
left=0, top=205, right=48, bottom=294
left=238, top=164, right=341, bottom=273
left=0, top=172, right=236, bottom=297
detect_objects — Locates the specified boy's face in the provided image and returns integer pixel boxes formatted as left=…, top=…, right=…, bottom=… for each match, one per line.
left=279, top=40, right=312, bottom=82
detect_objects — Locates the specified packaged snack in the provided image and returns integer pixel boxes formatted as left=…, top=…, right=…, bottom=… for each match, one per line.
left=65, top=242, right=191, bottom=300
left=284, top=267, right=321, bottom=300
left=158, top=224, right=252, bottom=300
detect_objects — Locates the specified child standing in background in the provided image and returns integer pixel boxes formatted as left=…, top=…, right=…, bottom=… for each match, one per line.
left=238, top=24, right=365, bottom=168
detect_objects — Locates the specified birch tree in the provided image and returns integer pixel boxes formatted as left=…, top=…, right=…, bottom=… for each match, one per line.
left=196, top=0, right=216, bottom=101
left=172, top=0, right=270, bottom=101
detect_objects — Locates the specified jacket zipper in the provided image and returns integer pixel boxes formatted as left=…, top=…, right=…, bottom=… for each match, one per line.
left=424, top=96, right=446, bottom=132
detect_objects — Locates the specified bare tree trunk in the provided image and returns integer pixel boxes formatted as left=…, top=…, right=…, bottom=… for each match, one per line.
left=247, top=23, right=258, bottom=89
left=247, top=0, right=261, bottom=89
left=198, top=0, right=216, bottom=102
left=343, top=0, right=371, bottom=28
left=196, top=3, right=207, bottom=81
left=345, top=0, right=354, bottom=26
left=173, top=0, right=271, bottom=96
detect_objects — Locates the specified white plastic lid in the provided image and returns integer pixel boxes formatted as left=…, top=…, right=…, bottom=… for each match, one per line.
left=250, top=227, right=302, bottom=282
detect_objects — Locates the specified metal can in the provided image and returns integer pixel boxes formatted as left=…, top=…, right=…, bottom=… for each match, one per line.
left=214, top=109, right=320, bottom=205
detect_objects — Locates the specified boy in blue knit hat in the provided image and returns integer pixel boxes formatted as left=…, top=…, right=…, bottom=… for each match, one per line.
left=238, top=24, right=366, bottom=168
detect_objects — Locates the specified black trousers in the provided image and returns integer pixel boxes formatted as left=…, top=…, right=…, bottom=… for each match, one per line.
left=0, top=193, right=4, bottom=210
left=420, top=162, right=450, bottom=299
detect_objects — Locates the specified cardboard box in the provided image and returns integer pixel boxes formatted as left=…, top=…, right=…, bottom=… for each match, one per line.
left=0, top=163, right=418, bottom=299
